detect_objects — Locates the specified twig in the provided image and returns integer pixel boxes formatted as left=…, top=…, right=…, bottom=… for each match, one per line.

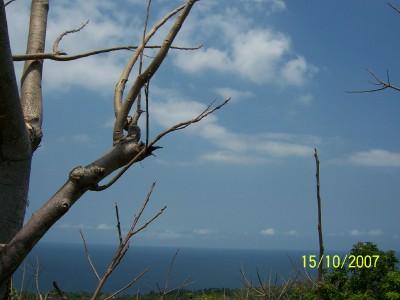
left=388, top=2, right=400, bottom=14
left=104, top=268, right=149, bottom=300
left=133, top=0, right=152, bottom=126
left=53, top=281, right=67, bottom=300
left=91, top=181, right=165, bottom=300
left=35, top=257, right=43, bottom=300
left=347, top=68, right=400, bottom=93
left=92, top=98, right=230, bottom=192
left=160, top=248, right=180, bottom=299
left=115, top=202, right=123, bottom=245
left=314, top=148, right=324, bottom=300
left=4, top=0, right=16, bottom=7
left=53, top=20, right=89, bottom=53
left=79, top=229, right=101, bottom=281
left=145, top=82, right=150, bottom=147
left=285, top=251, right=317, bottom=287
left=12, top=45, right=202, bottom=61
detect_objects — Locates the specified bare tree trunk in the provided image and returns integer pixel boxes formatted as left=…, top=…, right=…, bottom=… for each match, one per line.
left=0, top=1, right=208, bottom=297
left=0, top=1, right=48, bottom=296
left=0, top=2, right=32, bottom=298
left=314, top=148, right=324, bottom=300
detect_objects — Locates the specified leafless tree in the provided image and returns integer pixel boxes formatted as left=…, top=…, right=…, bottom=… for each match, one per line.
left=0, top=0, right=229, bottom=298
left=314, top=148, right=324, bottom=300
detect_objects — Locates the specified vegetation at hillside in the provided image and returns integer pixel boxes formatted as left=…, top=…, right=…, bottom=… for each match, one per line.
left=10, top=242, right=400, bottom=300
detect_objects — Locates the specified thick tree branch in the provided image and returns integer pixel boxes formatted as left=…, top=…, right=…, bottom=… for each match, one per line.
left=0, top=3, right=32, bottom=296
left=0, top=3, right=30, bottom=159
left=20, top=0, right=49, bottom=151
left=113, top=0, right=197, bottom=143
left=0, top=141, right=156, bottom=283
left=94, top=98, right=230, bottom=192
left=113, top=3, right=186, bottom=119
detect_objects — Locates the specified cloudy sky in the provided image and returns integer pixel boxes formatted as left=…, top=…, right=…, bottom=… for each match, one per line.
left=5, top=0, right=400, bottom=251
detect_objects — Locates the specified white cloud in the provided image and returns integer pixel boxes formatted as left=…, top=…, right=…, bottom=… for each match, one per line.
left=57, top=133, right=94, bottom=145
left=280, top=56, right=316, bottom=87
left=175, top=47, right=231, bottom=73
left=8, top=0, right=314, bottom=98
left=200, top=151, right=272, bottom=165
left=72, top=134, right=92, bottom=143
left=96, top=223, right=113, bottom=230
left=296, top=94, right=314, bottom=106
left=173, top=8, right=316, bottom=87
left=150, top=87, right=315, bottom=165
left=260, top=228, right=275, bottom=236
left=368, top=229, right=383, bottom=236
left=348, top=229, right=364, bottom=236
left=348, top=228, right=384, bottom=237
left=194, top=229, right=213, bottom=235
left=348, top=149, right=400, bottom=167
left=285, top=230, right=298, bottom=236
left=8, top=0, right=150, bottom=94
left=154, top=230, right=182, bottom=240
left=214, top=87, right=254, bottom=102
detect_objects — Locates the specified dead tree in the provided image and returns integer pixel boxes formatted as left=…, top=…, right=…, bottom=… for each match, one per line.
left=0, top=0, right=229, bottom=297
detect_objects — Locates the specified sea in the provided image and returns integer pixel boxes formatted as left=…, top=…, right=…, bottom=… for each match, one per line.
left=12, top=243, right=336, bottom=295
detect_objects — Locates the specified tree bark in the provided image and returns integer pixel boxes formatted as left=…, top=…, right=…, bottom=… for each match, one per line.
left=21, top=0, right=49, bottom=151
left=0, top=1, right=200, bottom=297
left=0, top=142, right=156, bottom=284
left=0, top=2, right=33, bottom=298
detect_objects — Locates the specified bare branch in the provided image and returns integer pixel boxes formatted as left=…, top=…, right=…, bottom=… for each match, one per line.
left=133, top=0, right=152, bottom=127
left=161, top=248, right=180, bottom=298
left=388, top=2, right=400, bottom=14
left=12, top=45, right=202, bottom=61
left=314, top=148, right=324, bottom=300
left=347, top=68, right=400, bottom=93
left=35, top=258, right=43, bottom=300
left=91, top=182, right=164, bottom=299
left=79, top=229, right=101, bottom=282
left=4, top=0, right=16, bottom=7
left=149, top=98, right=231, bottom=147
left=93, top=98, right=230, bottom=192
left=53, top=20, right=89, bottom=53
left=52, top=281, right=67, bottom=300
left=115, top=202, right=123, bottom=245
left=113, top=0, right=198, bottom=143
left=114, top=3, right=186, bottom=119
left=104, top=268, right=149, bottom=300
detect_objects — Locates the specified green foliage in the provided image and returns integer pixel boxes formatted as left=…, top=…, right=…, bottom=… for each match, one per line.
left=307, top=242, right=400, bottom=300
left=382, top=271, right=400, bottom=300
left=348, top=242, right=399, bottom=298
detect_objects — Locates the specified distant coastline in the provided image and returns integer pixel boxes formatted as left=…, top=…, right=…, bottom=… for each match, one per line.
left=12, top=242, right=347, bottom=294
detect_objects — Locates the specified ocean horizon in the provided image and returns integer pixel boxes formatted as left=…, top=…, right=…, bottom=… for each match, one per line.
left=13, top=242, right=338, bottom=295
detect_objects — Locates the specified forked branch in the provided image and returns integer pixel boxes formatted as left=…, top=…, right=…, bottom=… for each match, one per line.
left=113, top=0, right=197, bottom=143
left=113, top=2, right=187, bottom=119
left=347, top=68, right=400, bottom=93
left=88, top=181, right=164, bottom=299
left=93, top=98, right=230, bottom=192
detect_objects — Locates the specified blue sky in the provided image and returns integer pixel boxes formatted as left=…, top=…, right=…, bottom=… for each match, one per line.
left=6, top=0, right=400, bottom=251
